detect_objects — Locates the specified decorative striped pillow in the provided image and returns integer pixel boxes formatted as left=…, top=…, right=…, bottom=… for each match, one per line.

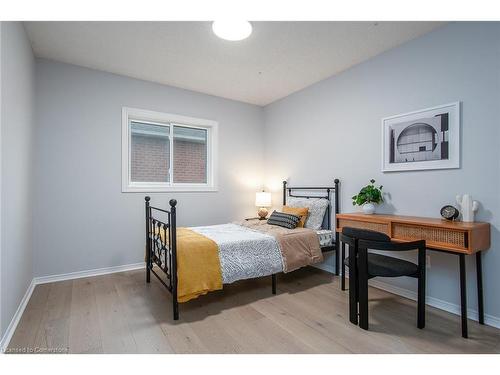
left=286, top=197, right=329, bottom=230
left=267, top=211, right=301, bottom=229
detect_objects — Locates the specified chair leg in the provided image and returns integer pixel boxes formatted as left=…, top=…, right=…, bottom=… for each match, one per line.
left=341, top=242, right=346, bottom=291
left=348, top=245, right=358, bottom=325
left=355, top=273, right=359, bottom=303
left=358, top=248, right=369, bottom=330
left=358, top=277, right=369, bottom=330
left=272, top=274, right=277, bottom=295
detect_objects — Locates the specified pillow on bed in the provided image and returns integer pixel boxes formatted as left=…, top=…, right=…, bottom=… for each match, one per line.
left=286, top=197, right=328, bottom=230
left=282, top=206, right=309, bottom=228
left=267, top=211, right=301, bottom=229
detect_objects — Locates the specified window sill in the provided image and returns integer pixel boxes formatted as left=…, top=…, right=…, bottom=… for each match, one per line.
left=122, top=185, right=218, bottom=193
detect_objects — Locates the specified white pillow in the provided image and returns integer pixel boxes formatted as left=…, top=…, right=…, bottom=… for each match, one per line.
left=286, top=197, right=329, bottom=230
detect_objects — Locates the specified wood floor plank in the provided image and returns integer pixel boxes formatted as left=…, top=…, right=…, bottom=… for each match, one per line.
left=239, top=314, right=317, bottom=353
left=7, top=267, right=500, bottom=354
left=271, top=274, right=411, bottom=353
left=253, top=298, right=352, bottom=353
left=111, top=272, right=175, bottom=353
left=197, top=300, right=316, bottom=354
left=29, top=280, right=73, bottom=354
left=7, top=283, right=51, bottom=352
left=91, top=275, right=137, bottom=353
left=129, top=270, right=209, bottom=354
left=68, top=278, right=103, bottom=354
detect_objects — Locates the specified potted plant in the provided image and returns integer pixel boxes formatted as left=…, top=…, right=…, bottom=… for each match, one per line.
left=352, top=179, right=384, bottom=214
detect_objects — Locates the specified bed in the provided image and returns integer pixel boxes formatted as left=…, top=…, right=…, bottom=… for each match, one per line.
left=145, top=179, right=340, bottom=320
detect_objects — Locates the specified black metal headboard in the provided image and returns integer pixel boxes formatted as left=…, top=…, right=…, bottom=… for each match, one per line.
left=282, top=179, right=340, bottom=274
left=282, top=179, right=340, bottom=231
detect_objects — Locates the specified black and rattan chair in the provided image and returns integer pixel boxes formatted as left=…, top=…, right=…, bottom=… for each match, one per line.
left=340, top=227, right=426, bottom=330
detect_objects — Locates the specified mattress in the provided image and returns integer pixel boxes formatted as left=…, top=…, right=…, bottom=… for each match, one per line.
left=316, top=229, right=334, bottom=247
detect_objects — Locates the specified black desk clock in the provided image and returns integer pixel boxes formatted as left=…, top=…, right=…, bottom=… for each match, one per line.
left=440, top=205, right=459, bottom=221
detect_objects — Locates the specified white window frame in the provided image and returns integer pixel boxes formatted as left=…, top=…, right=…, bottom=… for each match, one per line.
left=122, top=107, right=218, bottom=192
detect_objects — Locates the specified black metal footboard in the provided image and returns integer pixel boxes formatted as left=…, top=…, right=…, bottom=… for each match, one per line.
left=145, top=197, right=179, bottom=320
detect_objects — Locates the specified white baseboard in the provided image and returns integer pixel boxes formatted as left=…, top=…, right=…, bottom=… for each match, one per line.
left=368, top=278, right=500, bottom=329
left=0, top=279, right=36, bottom=353
left=34, top=262, right=145, bottom=285
left=0, top=261, right=145, bottom=352
left=314, top=261, right=500, bottom=329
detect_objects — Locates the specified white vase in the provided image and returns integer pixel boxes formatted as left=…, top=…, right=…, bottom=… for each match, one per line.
left=362, top=202, right=375, bottom=214
left=456, top=194, right=479, bottom=222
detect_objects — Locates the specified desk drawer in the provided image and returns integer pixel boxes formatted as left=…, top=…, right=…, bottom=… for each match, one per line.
left=392, top=223, right=467, bottom=249
left=338, top=219, right=389, bottom=235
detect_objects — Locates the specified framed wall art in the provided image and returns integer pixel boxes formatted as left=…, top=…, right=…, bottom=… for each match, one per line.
left=381, top=102, right=460, bottom=172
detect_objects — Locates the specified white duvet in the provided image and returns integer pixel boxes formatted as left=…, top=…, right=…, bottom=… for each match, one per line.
left=191, top=223, right=284, bottom=284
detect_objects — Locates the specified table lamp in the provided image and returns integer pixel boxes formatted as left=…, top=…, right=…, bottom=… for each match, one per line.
left=255, top=191, right=272, bottom=220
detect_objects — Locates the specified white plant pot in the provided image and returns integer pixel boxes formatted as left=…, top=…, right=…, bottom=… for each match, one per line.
left=362, top=203, right=375, bottom=214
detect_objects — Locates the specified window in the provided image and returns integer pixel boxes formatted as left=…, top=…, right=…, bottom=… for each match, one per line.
left=122, top=107, right=217, bottom=192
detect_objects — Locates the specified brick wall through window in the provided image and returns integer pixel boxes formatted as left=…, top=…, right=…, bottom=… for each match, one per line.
left=130, top=134, right=207, bottom=183
left=131, top=134, right=170, bottom=182
left=173, top=139, right=207, bottom=183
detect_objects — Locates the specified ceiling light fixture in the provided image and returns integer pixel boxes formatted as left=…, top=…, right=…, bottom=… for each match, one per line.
left=212, top=21, right=252, bottom=41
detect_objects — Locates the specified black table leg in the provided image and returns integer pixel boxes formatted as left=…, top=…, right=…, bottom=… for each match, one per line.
left=476, top=251, right=484, bottom=325
left=341, top=242, right=346, bottom=291
left=459, top=253, right=468, bottom=338
left=335, top=233, right=340, bottom=276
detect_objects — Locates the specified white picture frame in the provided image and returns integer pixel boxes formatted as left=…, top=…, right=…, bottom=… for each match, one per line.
left=381, top=102, right=460, bottom=172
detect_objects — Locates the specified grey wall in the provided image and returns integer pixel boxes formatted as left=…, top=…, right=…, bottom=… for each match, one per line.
left=34, top=59, right=265, bottom=277
left=264, top=22, right=500, bottom=321
left=0, top=22, right=36, bottom=338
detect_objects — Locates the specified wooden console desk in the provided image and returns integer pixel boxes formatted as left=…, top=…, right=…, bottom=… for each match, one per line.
left=336, top=213, right=491, bottom=338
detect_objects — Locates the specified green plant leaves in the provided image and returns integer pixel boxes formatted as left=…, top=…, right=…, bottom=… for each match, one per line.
left=352, top=179, right=384, bottom=206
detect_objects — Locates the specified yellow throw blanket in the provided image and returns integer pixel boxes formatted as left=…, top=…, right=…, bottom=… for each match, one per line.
left=176, top=228, right=223, bottom=302
left=154, top=228, right=223, bottom=303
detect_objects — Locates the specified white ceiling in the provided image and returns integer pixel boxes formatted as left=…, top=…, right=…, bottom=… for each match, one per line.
left=24, top=21, right=444, bottom=106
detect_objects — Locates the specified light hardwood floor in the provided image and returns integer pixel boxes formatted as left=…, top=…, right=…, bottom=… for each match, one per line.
left=6, top=267, right=500, bottom=354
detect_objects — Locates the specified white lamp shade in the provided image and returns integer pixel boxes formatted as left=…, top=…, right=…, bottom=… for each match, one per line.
left=255, top=192, right=272, bottom=207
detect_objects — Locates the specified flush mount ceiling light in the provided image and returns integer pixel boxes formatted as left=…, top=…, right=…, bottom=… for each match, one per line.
left=212, top=21, right=252, bottom=41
